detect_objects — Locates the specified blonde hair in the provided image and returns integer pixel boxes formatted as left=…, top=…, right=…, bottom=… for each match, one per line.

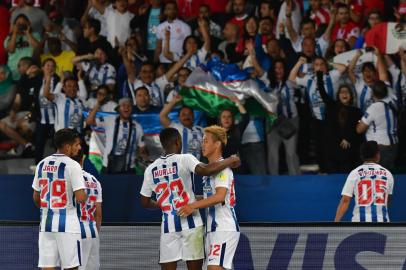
left=204, top=125, right=228, bottom=147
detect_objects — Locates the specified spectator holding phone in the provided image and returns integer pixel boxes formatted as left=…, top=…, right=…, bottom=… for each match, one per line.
left=4, top=14, right=40, bottom=80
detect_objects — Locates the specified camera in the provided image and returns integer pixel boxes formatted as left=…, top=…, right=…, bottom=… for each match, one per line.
left=17, top=24, right=28, bottom=32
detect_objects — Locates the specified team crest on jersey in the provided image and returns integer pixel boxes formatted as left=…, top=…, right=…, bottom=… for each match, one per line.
left=203, top=185, right=212, bottom=193
left=218, top=171, right=228, bottom=182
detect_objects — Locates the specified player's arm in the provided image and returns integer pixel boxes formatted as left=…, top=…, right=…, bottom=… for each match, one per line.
left=74, top=189, right=87, bottom=203
left=334, top=195, right=352, bottom=222
left=95, top=203, right=102, bottom=232
left=194, top=155, right=241, bottom=176
left=140, top=195, right=159, bottom=209
left=178, top=187, right=227, bottom=217
left=33, top=190, right=40, bottom=208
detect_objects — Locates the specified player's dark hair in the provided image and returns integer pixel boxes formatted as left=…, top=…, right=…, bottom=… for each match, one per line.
left=360, top=141, right=379, bottom=161
left=86, top=17, right=101, bottom=35
left=54, top=128, right=81, bottom=149
left=371, top=80, right=388, bottom=100
left=159, top=128, right=181, bottom=149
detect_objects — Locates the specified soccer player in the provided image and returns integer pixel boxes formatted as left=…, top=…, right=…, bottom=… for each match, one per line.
left=73, top=150, right=102, bottom=270
left=334, top=141, right=394, bottom=222
left=178, top=125, right=240, bottom=270
left=32, top=128, right=87, bottom=270
left=140, top=127, right=240, bottom=270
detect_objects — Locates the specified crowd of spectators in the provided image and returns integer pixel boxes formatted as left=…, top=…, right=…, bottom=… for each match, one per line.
left=0, top=0, right=404, bottom=175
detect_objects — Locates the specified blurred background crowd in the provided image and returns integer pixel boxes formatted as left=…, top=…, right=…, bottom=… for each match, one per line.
left=0, top=0, right=404, bottom=175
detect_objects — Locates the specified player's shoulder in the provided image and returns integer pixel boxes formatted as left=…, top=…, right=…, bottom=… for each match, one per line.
left=215, top=167, right=233, bottom=181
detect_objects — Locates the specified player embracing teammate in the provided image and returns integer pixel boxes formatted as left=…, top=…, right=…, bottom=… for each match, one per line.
left=179, top=126, right=240, bottom=270
left=141, top=127, right=240, bottom=270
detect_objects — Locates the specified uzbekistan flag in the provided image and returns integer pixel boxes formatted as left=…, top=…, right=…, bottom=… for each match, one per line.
left=179, top=58, right=278, bottom=121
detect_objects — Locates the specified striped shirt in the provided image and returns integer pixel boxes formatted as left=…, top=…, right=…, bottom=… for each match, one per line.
left=53, top=94, right=85, bottom=133
left=170, top=122, right=203, bottom=160
left=361, top=101, right=398, bottom=146
left=292, top=36, right=329, bottom=57
left=82, top=61, right=116, bottom=89
left=342, top=163, right=394, bottom=222
left=296, top=70, right=341, bottom=120
left=140, top=154, right=203, bottom=234
left=39, top=76, right=59, bottom=125
left=130, top=76, right=169, bottom=107
left=77, top=171, right=102, bottom=239
left=273, top=81, right=298, bottom=119
left=32, top=154, right=85, bottom=233
left=203, top=166, right=239, bottom=232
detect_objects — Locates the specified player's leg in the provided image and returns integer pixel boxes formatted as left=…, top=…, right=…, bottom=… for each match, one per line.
left=182, top=226, right=204, bottom=270
left=83, top=237, right=100, bottom=270
left=159, top=231, right=183, bottom=269
left=186, top=259, right=203, bottom=270
left=56, top=233, right=82, bottom=270
left=206, top=231, right=240, bottom=270
left=161, top=261, right=178, bottom=270
left=38, top=232, right=60, bottom=270
left=78, top=237, right=91, bottom=270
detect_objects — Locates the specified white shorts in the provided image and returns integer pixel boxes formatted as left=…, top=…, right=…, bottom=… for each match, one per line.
left=79, top=237, right=100, bottom=270
left=159, top=226, right=204, bottom=263
left=205, top=231, right=240, bottom=270
left=38, top=231, right=82, bottom=269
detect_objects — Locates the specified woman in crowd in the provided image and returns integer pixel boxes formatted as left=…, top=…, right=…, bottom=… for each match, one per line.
left=316, top=72, right=363, bottom=173
left=267, top=59, right=300, bottom=175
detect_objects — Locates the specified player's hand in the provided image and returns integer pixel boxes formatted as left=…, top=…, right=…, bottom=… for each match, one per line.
left=228, top=155, right=241, bottom=168
left=177, top=205, right=194, bottom=217
left=340, top=139, right=351, bottom=149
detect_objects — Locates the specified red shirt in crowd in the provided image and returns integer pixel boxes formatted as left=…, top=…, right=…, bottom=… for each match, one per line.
left=310, top=7, right=330, bottom=27
left=202, top=0, right=228, bottom=13
left=0, top=5, right=10, bottom=65
left=332, top=21, right=360, bottom=42
left=177, top=0, right=204, bottom=18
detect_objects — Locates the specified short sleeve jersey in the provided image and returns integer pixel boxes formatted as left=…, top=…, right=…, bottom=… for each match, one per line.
left=32, top=154, right=85, bottom=233
left=342, top=163, right=394, bottom=222
left=77, top=170, right=102, bottom=239
left=140, top=153, right=203, bottom=233
left=203, top=167, right=239, bottom=232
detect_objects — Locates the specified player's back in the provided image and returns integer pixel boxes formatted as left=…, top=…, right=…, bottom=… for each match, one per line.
left=33, top=154, right=84, bottom=233
left=77, top=171, right=102, bottom=238
left=142, top=153, right=203, bottom=233
left=343, top=163, right=394, bottom=222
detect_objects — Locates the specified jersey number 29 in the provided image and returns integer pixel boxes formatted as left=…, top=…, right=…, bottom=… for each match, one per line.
left=39, top=179, right=67, bottom=209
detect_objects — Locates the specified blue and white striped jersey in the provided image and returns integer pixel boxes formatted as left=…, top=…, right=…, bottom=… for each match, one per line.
left=39, top=76, right=59, bottom=125
left=203, top=166, right=239, bottom=233
left=81, top=61, right=116, bottom=89
left=272, top=81, right=298, bottom=119
left=77, top=171, right=102, bottom=239
left=170, top=122, right=203, bottom=161
left=52, top=80, right=87, bottom=132
left=342, top=163, right=394, bottom=222
left=130, top=76, right=168, bottom=107
left=32, top=154, right=85, bottom=233
left=296, top=70, right=341, bottom=120
left=140, top=154, right=203, bottom=234
left=361, top=101, right=398, bottom=146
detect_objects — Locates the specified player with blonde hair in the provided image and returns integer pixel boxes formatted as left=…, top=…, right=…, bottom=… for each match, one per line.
left=178, top=125, right=240, bottom=270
